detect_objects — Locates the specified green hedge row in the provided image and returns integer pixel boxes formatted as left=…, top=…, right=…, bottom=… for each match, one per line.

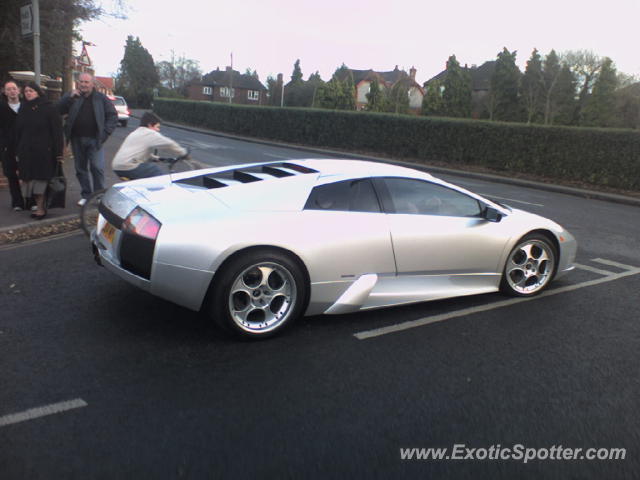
left=154, top=98, right=640, bottom=191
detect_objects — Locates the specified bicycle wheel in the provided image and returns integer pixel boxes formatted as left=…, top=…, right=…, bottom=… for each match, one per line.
left=80, top=189, right=106, bottom=238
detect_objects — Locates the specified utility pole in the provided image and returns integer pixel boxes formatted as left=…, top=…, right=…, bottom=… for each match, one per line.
left=33, top=0, right=41, bottom=85
left=229, top=52, right=233, bottom=104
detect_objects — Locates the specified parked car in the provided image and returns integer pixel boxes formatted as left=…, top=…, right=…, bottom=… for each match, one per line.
left=108, top=95, right=130, bottom=126
left=90, top=159, right=577, bottom=338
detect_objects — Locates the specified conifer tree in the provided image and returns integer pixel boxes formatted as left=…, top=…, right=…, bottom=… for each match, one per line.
left=490, top=48, right=523, bottom=122
left=421, top=80, right=443, bottom=116
left=116, top=36, right=159, bottom=108
left=521, top=49, right=545, bottom=123
left=441, top=55, right=471, bottom=117
left=582, top=57, right=618, bottom=127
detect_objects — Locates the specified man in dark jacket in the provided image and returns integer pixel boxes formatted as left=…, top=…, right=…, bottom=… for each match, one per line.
left=0, top=80, right=24, bottom=210
left=58, top=72, right=117, bottom=205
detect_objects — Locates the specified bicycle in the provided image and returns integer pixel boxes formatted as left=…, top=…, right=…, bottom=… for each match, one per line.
left=80, top=151, right=197, bottom=237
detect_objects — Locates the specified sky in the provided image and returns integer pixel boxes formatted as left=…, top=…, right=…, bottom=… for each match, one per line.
left=80, top=0, right=640, bottom=85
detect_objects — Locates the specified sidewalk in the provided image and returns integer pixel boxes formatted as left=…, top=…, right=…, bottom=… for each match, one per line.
left=0, top=135, right=123, bottom=232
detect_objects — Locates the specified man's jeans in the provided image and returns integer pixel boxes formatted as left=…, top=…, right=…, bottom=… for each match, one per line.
left=70, top=136, right=104, bottom=199
left=114, top=161, right=163, bottom=180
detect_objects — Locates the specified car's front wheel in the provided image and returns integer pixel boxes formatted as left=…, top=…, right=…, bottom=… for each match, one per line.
left=209, top=250, right=308, bottom=338
left=500, top=233, right=557, bottom=296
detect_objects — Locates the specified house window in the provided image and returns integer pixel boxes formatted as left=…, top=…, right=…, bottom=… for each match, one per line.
left=220, top=87, right=235, bottom=98
left=247, top=90, right=259, bottom=101
left=202, top=86, right=212, bottom=95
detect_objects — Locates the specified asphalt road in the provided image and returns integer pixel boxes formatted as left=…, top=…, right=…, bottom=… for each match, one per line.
left=1, top=122, right=639, bottom=479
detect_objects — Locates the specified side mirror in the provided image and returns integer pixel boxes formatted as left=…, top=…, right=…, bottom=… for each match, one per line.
left=483, top=206, right=502, bottom=223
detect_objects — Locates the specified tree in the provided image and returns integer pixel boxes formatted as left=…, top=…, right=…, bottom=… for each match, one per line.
left=521, top=49, right=545, bottom=123
left=116, top=36, right=159, bottom=108
left=385, top=80, right=410, bottom=114
left=290, top=59, right=303, bottom=84
left=562, top=50, right=602, bottom=124
left=316, top=64, right=355, bottom=110
left=490, top=48, right=523, bottom=122
left=542, top=50, right=561, bottom=125
left=421, top=80, right=443, bottom=116
left=0, top=0, right=110, bottom=88
left=582, top=57, right=618, bottom=127
left=156, top=51, right=202, bottom=97
left=366, top=78, right=385, bottom=112
left=441, top=55, right=471, bottom=117
left=266, top=75, right=281, bottom=106
left=550, top=64, right=577, bottom=126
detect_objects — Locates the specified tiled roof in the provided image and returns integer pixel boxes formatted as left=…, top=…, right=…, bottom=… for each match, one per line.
left=95, top=76, right=114, bottom=90
left=201, top=68, right=267, bottom=91
left=425, top=61, right=496, bottom=91
left=340, top=66, right=418, bottom=88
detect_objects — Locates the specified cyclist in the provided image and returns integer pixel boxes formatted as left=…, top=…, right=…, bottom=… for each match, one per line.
left=111, top=112, right=189, bottom=180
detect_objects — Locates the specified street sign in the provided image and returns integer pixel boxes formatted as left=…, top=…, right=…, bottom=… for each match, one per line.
left=20, top=4, right=33, bottom=37
left=77, top=44, right=92, bottom=66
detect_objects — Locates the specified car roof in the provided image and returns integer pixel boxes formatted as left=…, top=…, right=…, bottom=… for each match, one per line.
left=293, top=158, right=434, bottom=181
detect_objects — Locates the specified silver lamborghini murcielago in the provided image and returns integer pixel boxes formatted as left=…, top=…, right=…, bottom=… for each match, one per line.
left=91, top=159, right=577, bottom=338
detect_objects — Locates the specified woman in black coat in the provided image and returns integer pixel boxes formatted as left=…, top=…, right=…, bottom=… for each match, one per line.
left=0, top=80, right=24, bottom=210
left=15, top=82, right=64, bottom=219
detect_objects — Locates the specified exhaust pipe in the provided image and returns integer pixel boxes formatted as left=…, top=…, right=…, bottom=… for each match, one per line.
left=92, top=243, right=103, bottom=267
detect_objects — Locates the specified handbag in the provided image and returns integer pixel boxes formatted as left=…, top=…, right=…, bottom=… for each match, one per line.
left=46, top=161, right=67, bottom=209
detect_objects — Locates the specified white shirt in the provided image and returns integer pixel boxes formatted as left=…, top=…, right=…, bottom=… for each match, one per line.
left=8, top=101, right=20, bottom=113
left=111, top=126, right=188, bottom=171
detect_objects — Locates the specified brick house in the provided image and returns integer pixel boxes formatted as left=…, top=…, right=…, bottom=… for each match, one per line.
left=340, top=66, right=425, bottom=112
left=187, top=67, right=267, bottom=105
left=94, top=76, right=115, bottom=96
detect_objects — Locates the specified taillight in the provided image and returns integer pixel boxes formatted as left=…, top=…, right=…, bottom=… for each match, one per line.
left=122, top=207, right=161, bottom=239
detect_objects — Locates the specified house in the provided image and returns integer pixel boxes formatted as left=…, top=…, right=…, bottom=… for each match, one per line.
left=187, top=67, right=267, bottom=105
left=94, top=76, right=115, bottom=96
left=424, top=61, right=496, bottom=117
left=339, top=66, right=425, bottom=112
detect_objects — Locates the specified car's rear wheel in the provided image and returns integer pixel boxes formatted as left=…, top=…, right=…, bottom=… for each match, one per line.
left=210, top=250, right=308, bottom=338
left=500, top=233, right=557, bottom=296
left=120, top=120, right=128, bottom=127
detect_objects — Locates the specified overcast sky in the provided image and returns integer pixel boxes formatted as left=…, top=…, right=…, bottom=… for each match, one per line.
left=80, top=0, right=640, bottom=85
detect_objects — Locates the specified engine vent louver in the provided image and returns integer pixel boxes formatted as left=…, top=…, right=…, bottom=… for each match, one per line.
left=173, top=162, right=318, bottom=189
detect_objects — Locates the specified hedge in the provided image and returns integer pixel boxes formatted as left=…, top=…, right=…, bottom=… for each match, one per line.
left=154, top=98, right=640, bottom=191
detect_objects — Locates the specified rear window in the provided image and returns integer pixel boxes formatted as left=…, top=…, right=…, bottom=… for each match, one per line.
left=111, top=97, right=126, bottom=106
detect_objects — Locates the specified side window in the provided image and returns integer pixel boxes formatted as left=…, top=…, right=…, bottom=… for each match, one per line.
left=304, top=179, right=380, bottom=213
left=383, top=178, right=482, bottom=217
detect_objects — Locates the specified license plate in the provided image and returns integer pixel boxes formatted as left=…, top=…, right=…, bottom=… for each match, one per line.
left=101, top=222, right=117, bottom=245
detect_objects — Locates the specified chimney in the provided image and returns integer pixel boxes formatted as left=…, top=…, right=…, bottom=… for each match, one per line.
left=226, top=66, right=232, bottom=72
left=409, top=66, right=416, bottom=80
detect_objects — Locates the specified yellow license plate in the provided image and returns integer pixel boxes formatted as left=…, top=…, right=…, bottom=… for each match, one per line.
left=101, top=222, right=117, bottom=244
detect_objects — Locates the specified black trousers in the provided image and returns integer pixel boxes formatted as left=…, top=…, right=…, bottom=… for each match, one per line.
left=1, top=148, right=24, bottom=208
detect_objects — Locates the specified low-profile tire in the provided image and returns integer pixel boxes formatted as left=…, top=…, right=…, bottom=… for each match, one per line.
left=209, top=249, right=308, bottom=339
left=500, top=233, right=558, bottom=297
left=80, top=189, right=106, bottom=238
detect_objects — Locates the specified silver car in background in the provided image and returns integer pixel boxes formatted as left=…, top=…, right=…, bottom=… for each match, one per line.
left=108, top=95, right=130, bottom=127
left=91, top=159, right=577, bottom=338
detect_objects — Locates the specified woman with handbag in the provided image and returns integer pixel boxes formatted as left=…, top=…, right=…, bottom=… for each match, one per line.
left=15, top=82, right=63, bottom=220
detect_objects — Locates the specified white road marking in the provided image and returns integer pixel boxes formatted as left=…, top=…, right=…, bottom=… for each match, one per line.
left=354, top=262, right=640, bottom=340
left=573, top=263, right=616, bottom=276
left=0, top=399, right=88, bottom=427
left=592, top=258, right=638, bottom=271
left=479, top=193, right=544, bottom=207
